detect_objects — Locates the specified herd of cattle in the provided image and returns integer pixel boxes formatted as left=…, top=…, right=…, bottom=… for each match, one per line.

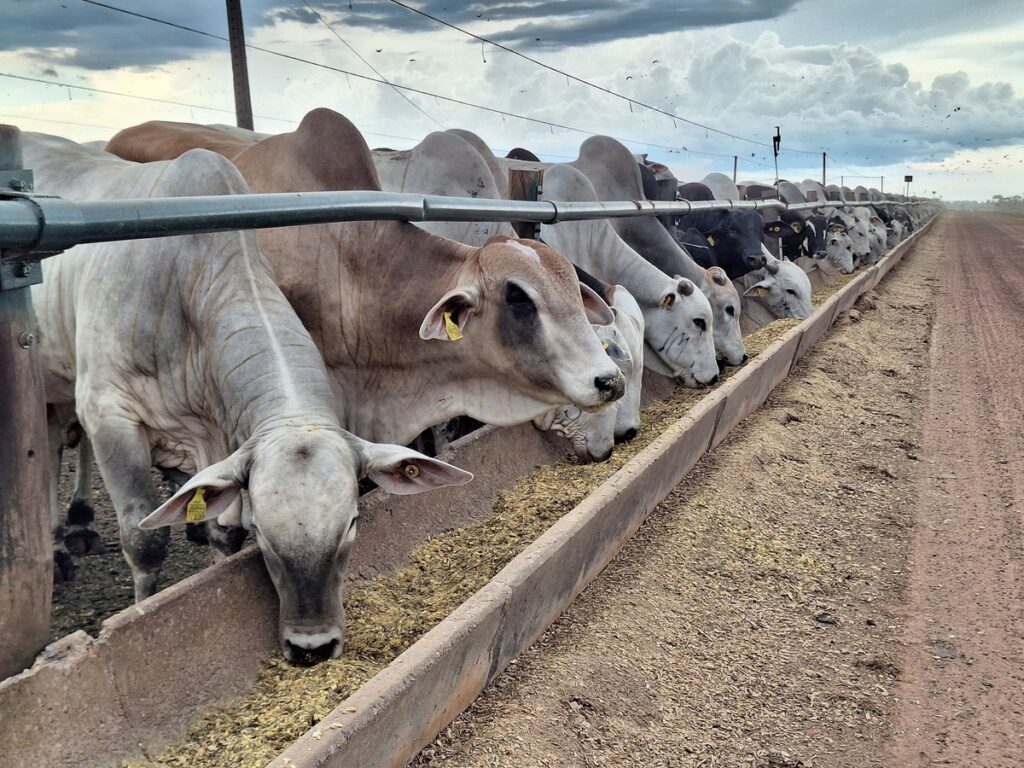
left=22, top=107, right=936, bottom=664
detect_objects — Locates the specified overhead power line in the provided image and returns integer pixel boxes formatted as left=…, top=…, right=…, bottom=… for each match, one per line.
left=299, top=0, right=444, bottom=130
left=76, top=0, right=762, bottom=163
left=385, top=0, right=826, bottom=157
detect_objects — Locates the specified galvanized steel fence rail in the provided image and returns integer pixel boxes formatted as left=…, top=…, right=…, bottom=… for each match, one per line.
left=0, top=189, right=930, bottom=256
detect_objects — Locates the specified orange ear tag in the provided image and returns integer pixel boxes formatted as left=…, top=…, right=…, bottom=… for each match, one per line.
left=186, top=487, right=208, bottom=523
left=443, top=311, right=463, bottom=341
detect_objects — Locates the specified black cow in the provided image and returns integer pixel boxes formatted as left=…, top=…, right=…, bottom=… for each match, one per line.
left=763, top=211, right=829, bottom=260
left=674, top=182, right=766, bottom=278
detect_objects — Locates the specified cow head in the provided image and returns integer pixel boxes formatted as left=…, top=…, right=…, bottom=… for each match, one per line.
left=823, top=220, right=855, bottom=274
left=705, top=266, right=746, bottom=367
left=640, top=273, right=720, bottom=388
left=743, top=254, right=813, bottom=320
left=140, top=425, right=471, bottom=664
left=704, top=210, right=767, bottom=277
left=842, top=211, right=873, bottom=264
left=420, top=236, right=625, bottom=413
left=762, top=214, right=814, bottom=261
left=534, top=315, right=634, bottom=463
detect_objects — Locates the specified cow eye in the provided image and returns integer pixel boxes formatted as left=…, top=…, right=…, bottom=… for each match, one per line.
left=693, top=317, right=707, bottom=331
left=504, top=282, right=535, bottom=311
left=785, top=288, right=797, bottom=296
left=725, top=305, right=736, bottom=317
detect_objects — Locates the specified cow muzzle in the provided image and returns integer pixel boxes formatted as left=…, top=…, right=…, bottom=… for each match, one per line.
left=593, top=371, right=625, bottom=403
left=745, top=252, right=767, bottom=270
left=282, top=626, right=343, bottom=666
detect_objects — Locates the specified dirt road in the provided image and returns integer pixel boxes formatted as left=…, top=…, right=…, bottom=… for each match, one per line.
left=887, top=213, right=1024, bottom=767
left=415, top=213, right=1024, bottom=768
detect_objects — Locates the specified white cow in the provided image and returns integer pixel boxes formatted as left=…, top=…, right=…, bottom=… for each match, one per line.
left=569, top=137, right=747, bottom=368
left=538, top=163, right=720, bottom=388
left=26, top=133, right=471, bottom=663
left=534, top=287, right=644, bottom=461
left=736, top=249, right=813, bottom=330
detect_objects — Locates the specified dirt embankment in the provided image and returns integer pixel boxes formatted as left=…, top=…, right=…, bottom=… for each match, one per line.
left=415, top=220, right=941, bottom=767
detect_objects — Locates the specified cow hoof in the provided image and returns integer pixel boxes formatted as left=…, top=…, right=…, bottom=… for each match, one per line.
left=53, top=550, right=77, bottom=583
left=64, top=527, right=105, bottom=556
left=185, top=522, right=209, bottom=546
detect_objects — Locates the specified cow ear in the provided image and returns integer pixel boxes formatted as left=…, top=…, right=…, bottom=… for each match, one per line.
left=580, top=282, right=614, bottom=326
left=420, top=287, right=480, bottom=341
left=139, top=449, right=250, bottom=529
left=743, top=279, right=773, bottom=299
left=354, top=439, right=474, bottom=495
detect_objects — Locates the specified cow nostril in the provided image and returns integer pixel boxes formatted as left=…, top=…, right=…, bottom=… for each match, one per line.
left=742, top=353, right=749, bottom=363
left=588, top=447, right=614, bottom=463
left=594, top=372, right=624, bottom=399
left=285, top=639, right=338, bottom=666
left=616, top=427, right=638, bottom=444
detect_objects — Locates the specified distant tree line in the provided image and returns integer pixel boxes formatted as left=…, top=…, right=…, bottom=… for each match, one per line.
left=984, top=194, right=1024, bottom=212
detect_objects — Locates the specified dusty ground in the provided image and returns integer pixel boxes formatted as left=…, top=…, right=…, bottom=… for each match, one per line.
left=886, top=213, right=1024, bottom=767
left=413, top=214, right=1023, bottom=768
left=51, top=456, right=213, bottom=639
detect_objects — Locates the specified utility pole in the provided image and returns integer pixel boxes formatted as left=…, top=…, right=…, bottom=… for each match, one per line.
left=772, top=126, right=781, bottom=184
left=732, top=155, right=737, bottom=184
left=822, top=152, right=826, bottom=186
left=226, top=0, right=254, bottom=130
left=880, top=176, right=884, bottom=194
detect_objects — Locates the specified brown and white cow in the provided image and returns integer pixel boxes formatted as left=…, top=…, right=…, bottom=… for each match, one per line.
left=26, top=132, right=471, bottom=663
left=107, top=109, right=624, bottom=448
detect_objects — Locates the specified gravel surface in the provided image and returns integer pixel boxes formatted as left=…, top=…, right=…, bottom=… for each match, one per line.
left=413, top=224, right=942, bottom=768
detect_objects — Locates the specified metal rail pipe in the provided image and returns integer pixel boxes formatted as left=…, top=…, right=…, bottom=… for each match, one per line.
left=0, top=189, right=935, bottom=257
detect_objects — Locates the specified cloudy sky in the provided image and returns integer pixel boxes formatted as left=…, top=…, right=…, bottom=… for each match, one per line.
left=2, top=0, right=1022, bottom=200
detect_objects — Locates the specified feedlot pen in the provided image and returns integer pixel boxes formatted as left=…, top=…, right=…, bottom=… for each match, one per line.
left=414, top=213, right=1024, bottom=768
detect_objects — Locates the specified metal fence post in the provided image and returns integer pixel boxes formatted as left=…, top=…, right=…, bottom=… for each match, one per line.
left=507, top=167, right=545, bottom=239
left=0, top=124, right=52, bottom=679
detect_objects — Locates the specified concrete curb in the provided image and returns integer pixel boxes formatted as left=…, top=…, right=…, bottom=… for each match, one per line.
left=269, top=219, right=937, bottom=768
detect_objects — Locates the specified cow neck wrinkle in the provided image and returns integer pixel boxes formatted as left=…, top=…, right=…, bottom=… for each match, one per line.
left=187, top=232, right=341, bottom=448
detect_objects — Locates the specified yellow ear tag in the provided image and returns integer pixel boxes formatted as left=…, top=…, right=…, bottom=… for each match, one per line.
left=755, top=286, right=769, bottom=298
left=186, top=487, right=208, bottom=523
left=443, top=311, right=463, bottom=341
left=403, top=463, right=420, bottom=478
left=706, top=235, right=716, bottom=246
left=602, top=341, right=610, bottom=351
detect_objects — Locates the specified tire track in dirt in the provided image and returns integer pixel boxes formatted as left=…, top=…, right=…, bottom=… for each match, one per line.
left=886, top=213, right=1024, bottom=767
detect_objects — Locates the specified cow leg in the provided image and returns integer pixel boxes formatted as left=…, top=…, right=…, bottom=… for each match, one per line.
left=46, top=411, right=76, bottom=583
left=87, top=418, right=169, bottom=601
left=64, top=434, right=105, bottom=556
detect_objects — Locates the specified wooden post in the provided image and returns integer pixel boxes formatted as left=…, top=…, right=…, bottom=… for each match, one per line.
left=732, top=155, right=737, bottom=184
left=822, top=152, right=826, bottom=186
left=0, top=124, right=52, bottom=679
left=225, top=0, right=254, bottom=130
left=507, top=167, right=545, bottom=239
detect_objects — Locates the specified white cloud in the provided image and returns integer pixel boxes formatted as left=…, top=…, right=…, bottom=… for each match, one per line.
left=1, top=3, right=1021, bottom=200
